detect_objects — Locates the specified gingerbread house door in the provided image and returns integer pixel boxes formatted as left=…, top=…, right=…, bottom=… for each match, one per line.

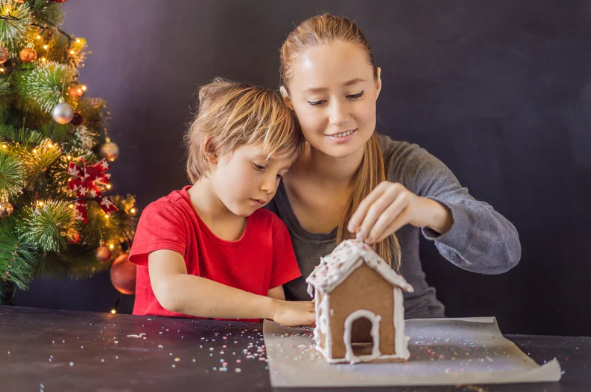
left=343, top=310, right=382, bottom=362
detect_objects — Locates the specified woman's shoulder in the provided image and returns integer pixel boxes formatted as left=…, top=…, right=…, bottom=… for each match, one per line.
left=376, top=133, right=454, bottom=192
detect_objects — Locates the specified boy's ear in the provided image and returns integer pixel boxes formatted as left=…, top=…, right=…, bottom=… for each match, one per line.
left=280, top=86, right=294, bottom=111
left=203, top=138, right=218, bottom=164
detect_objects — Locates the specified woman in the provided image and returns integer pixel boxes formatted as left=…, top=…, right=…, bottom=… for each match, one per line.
left=266, top=14, right=521, bottom=318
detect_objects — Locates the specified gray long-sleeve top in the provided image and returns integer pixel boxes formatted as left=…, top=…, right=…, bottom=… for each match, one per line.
left=266, top=134, right=521, bottom=318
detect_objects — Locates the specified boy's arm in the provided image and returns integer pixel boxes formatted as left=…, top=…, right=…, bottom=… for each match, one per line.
left=267, top=285, right=286, bottom=300
left=149, top=250, right=315, bottom=325
left=149, top=249, right=279, bottom=320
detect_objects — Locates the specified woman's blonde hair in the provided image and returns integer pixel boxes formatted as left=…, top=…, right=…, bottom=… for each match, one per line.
left=279, top=14, right=401, bottom=270
left=185, top=78, right=304, bottom=183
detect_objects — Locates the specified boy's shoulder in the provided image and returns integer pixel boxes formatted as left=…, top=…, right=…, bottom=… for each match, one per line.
left=142, top=186, right=194, bottom=218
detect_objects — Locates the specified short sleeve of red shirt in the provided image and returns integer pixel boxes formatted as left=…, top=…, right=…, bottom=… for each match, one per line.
left=269, top=214, right=301, bottom=289
left=128, top=199, right=187, bottom=267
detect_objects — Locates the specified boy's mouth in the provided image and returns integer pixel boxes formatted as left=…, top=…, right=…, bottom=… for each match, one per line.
left=250, top=198, right=266, bottom=206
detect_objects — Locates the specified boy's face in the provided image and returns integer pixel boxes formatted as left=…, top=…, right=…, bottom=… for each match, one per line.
left=210, top=143, right=293, bottom=217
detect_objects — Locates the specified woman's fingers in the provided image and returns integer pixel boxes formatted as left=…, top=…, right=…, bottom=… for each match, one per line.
left=374, top=208, right=411, bottom=243
left=347, top=181, right=389, bottom=233
left=352, top=183, right=407, bottom=241
left=367, top=193, right=410, bottom=243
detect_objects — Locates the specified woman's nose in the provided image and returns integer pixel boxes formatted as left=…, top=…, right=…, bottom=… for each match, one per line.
left=328, top=100, right=350, bottom=126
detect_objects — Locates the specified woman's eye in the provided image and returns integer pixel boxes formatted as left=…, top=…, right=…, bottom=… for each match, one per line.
left=347, top=91, right=364, bottom=99
left=307, top=99, right=326, bottom=106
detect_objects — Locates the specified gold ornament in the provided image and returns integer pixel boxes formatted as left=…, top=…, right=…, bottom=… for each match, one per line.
left=13, top=0, right=25, bottom=4
left=0, top=47, right=9, bottom=64
left=0, top=201, right=14, bottom=218
left=100, top=141, right=120, bottom=162
left=19, top=47, right=37, bottom=63
left=67, top=84, right=84, bottom=98
left=95, top=241, right=112, bottom=262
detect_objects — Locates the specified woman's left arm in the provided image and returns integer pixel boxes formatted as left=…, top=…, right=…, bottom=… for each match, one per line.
left=348, top=140, right=521, bottom=274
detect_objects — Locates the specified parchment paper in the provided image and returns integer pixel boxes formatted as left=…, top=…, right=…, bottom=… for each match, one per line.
left=264, top=317, right=562, bottom=387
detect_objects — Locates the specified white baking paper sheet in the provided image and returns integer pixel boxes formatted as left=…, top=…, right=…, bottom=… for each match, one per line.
left=264, top=317, right=562, bottom=387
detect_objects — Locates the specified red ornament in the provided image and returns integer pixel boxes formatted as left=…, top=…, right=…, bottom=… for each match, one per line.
left=52, top=0, right=68, bottom=2
left=110, top=253, right=136, bottom=295
left=65, top=228, right=81, bottom=244
left=68, top=159, right=119, bottom=222
left=70, top=112, right=83, bottom=126
left=95, top=241, right=111, bottom=262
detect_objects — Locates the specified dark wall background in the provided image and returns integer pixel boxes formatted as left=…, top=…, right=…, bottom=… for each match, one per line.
left=14, top=0, right=591, bottom=336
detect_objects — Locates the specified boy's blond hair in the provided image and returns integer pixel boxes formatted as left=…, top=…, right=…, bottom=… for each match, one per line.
left=185, top=78, right=303, bottom=183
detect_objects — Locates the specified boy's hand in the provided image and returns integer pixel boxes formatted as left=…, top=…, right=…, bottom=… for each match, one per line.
left=271, top=300, right=315, bottom=327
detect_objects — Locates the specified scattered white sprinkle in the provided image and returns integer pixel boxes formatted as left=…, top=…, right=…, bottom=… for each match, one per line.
left=235, top=368, right=241, bottom=373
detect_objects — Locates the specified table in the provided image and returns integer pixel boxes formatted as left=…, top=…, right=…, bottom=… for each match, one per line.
left=0, top=306, right=589, bottom=392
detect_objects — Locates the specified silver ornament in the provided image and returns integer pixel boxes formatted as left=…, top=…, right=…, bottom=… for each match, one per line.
left=52, top=102, right=75, bottom=124
left=0, top=201, right=14, bottom=218
left=100, top=142, right=120, bottom=162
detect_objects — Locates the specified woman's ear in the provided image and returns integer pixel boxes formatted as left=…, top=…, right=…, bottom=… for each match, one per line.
left=375, top=67, right=382, bottom=100
left=202, top=138, right=218, bottom=164
left=280, top=86, right=294, bottom=111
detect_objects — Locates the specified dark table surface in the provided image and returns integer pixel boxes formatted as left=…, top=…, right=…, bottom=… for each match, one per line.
left=0, top=306, right=589, bottom=392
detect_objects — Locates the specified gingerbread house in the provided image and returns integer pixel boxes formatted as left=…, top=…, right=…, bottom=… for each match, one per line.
left=306, top=239, right=414, bottom=364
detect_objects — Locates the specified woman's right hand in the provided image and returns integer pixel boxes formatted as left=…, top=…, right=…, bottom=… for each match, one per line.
left=271, top=300, right=315, bottom=327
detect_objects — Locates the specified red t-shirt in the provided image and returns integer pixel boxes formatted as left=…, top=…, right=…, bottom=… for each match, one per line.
left=129, top=185, right=301, bottom=322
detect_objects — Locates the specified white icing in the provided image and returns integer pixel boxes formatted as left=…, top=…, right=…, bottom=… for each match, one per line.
left=306, top=240, right=414, bottom=295
left=393, top=287, right=410, bottom=360
left=343, top=310, right=382, bottom=363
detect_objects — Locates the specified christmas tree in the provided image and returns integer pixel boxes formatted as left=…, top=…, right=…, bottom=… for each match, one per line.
left=0, top=0, right=137, bottom=305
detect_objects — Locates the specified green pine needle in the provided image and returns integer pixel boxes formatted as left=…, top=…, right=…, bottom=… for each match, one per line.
left=21, top=199, right=73, bottom=252
left=0, top=0, right=35, bottom=57
left=15, top=61, right=78, bottom=114
left=0, top=148, right=24, bottom=197
left=0, top=216, right=38, bottom=290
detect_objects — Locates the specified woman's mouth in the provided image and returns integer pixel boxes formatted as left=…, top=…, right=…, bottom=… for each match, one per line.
left=326, top=128, right=357, bottom=142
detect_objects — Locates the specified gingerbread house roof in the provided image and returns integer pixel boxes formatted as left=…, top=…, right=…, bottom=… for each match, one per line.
left=306, top=239, right=414, bottom=297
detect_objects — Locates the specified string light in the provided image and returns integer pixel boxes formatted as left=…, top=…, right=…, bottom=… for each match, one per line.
left=130, top=208, right=136, bottom=214
left=36, top=35, right=41, bottom=40
left=67, top=155, right=72, bottom=160
left=76, top=38, right=81, bottom=43
left=38, top=201, right=44, bottom=207
left=0, top=68, right=4, bottom=73
left=105, top=214, right=110, bottom=219
left=2, top=144, right=7, bottom=149
left=110, top=309, right=117, bottom=314
left=69, top=50, right=74, bottom=55
left=68, top=204, right=74, bottom=208
left=43, top=45, right=48, bottom=50
left=108, top=244, right=114, bottom=250
left=81, top=85, right=87, bottom=91
left=106, top=184, right=111, bottom=190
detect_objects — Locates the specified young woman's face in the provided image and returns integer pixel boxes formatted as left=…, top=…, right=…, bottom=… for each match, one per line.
left=282, top=40, right=381, bottom=159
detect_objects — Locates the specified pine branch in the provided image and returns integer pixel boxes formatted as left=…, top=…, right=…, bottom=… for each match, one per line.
left=21, top=199, right=73, bottom=252
left=14, top=60, right=78, bottom=114
left=0, top=216, right=38, bottom=290
left=11, top=137, right=61, bottom=187
left=0, top=147, right=24, bottom=197
left=0, top=0, right=35, bottom=58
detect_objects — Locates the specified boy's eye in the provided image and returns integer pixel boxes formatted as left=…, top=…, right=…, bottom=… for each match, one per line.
left=253, top=163, right=265, bottom=171
left=276, top=174, right=283, bottom=180
left=307, top=99, right=326, bottom=106
left=347, top=91, right=364, bottom=99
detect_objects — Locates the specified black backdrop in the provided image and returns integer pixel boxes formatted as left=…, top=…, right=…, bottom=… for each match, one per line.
left=15, top=0, right=591, bottom=336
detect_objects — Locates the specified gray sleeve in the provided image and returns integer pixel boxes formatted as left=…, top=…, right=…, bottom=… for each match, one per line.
left=379, top=135, right=521, bottom=275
